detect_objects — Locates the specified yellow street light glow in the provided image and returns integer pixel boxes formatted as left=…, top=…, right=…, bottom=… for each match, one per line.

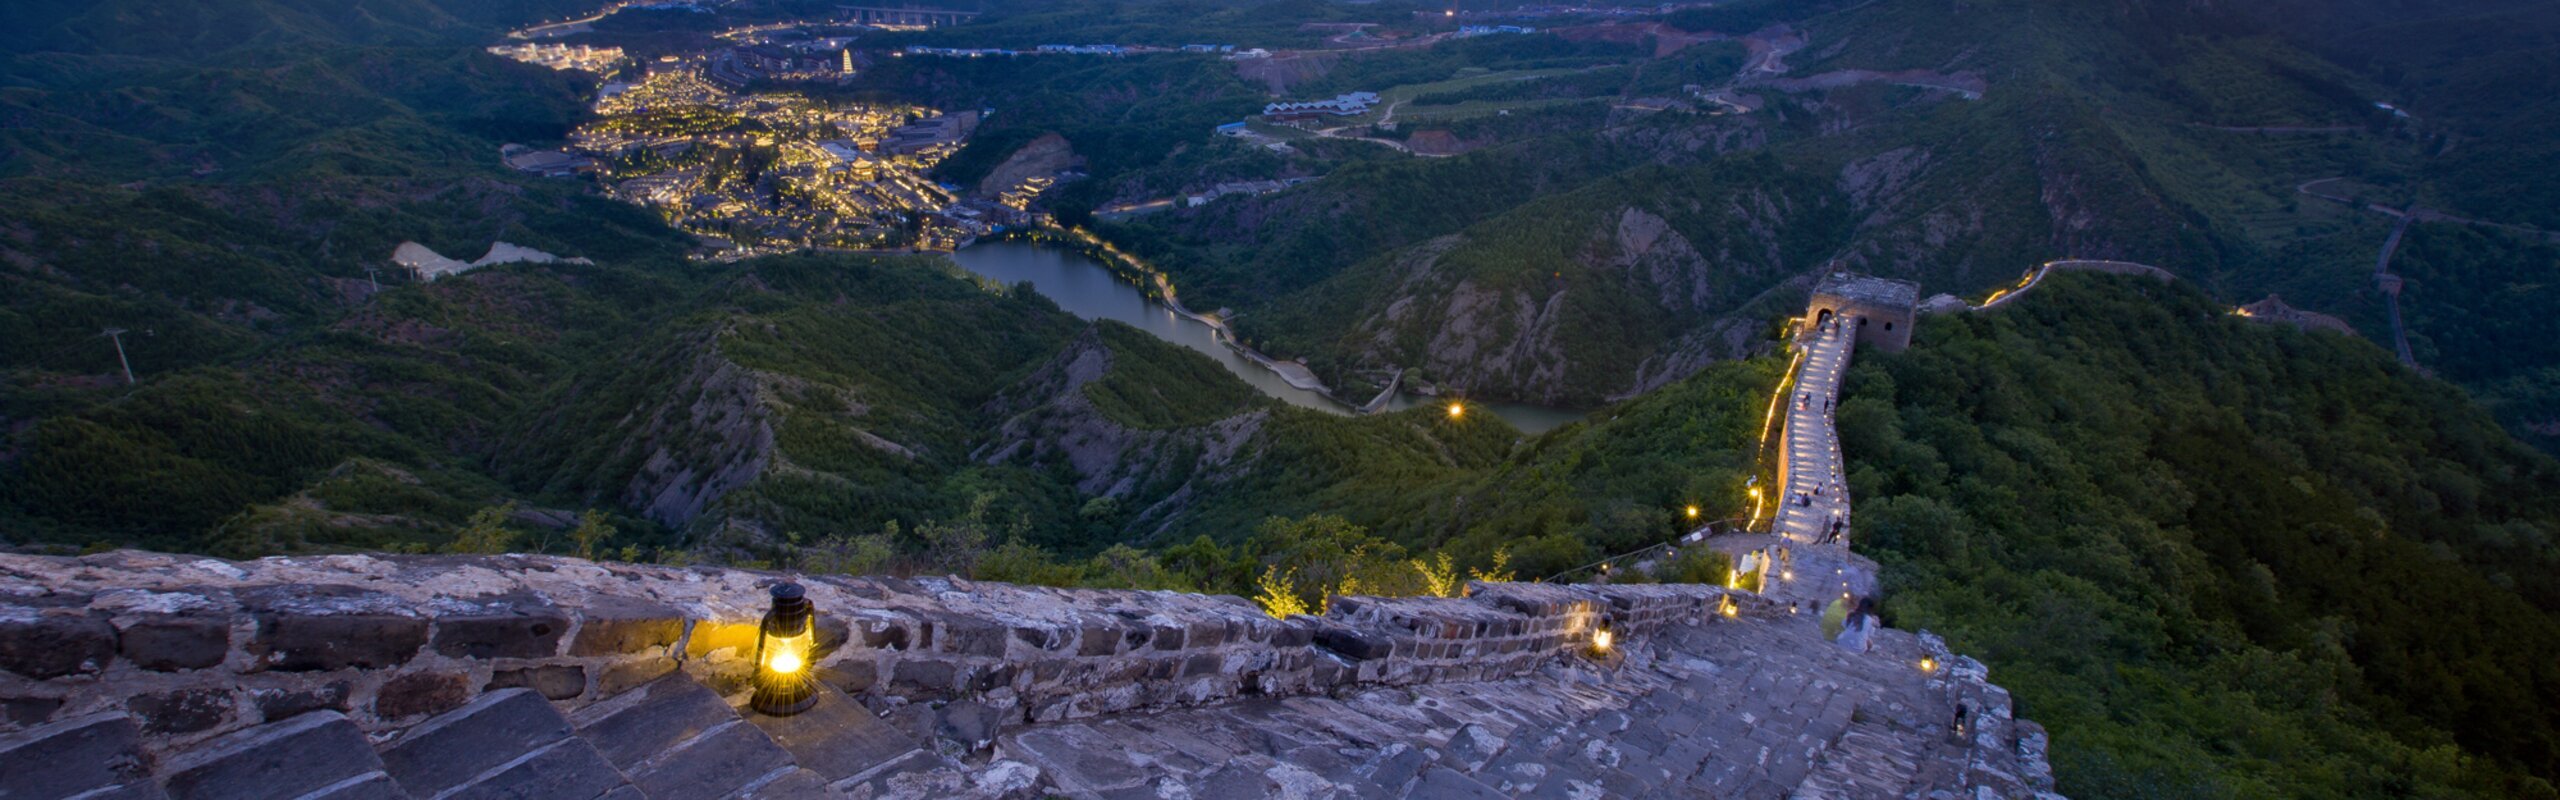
left=1447, top=402, right=1465, bottom=419
left=1685, top=505, right=1700, bottom=519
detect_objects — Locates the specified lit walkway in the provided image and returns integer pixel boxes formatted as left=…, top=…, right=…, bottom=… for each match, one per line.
left=1776, top=322, right=1854, bottom=549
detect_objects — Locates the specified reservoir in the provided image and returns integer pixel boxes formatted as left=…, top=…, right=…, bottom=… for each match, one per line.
left=948, top=241, right=1584, bottom=433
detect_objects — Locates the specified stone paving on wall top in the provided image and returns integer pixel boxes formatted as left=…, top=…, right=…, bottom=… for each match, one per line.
left=0, top=551, right=2060, bottom=799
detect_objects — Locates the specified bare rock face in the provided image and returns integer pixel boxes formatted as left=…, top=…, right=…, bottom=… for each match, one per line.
left=975, top=133, right=1082, bottom=197
left=975, top=327, right=1266, bottom=534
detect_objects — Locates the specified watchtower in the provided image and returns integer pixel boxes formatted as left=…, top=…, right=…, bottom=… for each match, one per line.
left=1804, top=271, right=1921, bottom=352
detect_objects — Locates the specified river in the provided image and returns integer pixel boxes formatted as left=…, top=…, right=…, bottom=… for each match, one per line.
left=947, top=241, right=1585, bottom=434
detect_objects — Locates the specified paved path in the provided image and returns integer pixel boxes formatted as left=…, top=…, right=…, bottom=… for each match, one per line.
left=996, top=617, right=2004, bottom=800
left=1775, top=322, right=1854, bottom=550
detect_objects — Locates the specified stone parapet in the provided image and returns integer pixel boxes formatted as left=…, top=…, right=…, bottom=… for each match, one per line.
left=0, top=551, right=1765, bottom=755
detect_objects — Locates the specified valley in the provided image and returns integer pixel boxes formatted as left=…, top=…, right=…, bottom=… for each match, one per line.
left=3, top=0, right=2560, bottom=797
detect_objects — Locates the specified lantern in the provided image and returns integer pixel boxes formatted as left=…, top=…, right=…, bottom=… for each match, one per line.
left=1591, top=627, right=1614, bottom=654
left=750, top=582, right=818, bottom=716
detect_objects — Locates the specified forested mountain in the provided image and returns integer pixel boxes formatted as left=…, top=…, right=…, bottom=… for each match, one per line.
left=4, top=1, right=2560, bottom=795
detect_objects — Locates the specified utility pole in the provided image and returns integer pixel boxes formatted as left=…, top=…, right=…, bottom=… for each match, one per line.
left=99, top=327, right=135, bottom=385
left=365, top=266, right=382, bottom=293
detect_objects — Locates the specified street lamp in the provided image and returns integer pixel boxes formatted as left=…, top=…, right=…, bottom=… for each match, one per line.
left=749, top=582, right=818, bottom=716
left=1684, top=505, right=1700, bottom=521
left=1447, top=401, right=1465, bottom=420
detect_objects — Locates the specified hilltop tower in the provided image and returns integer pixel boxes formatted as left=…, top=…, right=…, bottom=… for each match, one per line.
left=1805, top=271, right=1921, bottom=352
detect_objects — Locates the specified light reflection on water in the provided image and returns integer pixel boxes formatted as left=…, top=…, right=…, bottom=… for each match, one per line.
left=947, top=241, right=1584, bottom=434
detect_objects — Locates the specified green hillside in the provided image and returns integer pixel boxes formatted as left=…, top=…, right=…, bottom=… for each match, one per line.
left=1848, top=273, right=2560, bottom=798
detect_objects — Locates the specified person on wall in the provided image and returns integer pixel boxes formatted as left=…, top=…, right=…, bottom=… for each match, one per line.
left=1836, top=596, right=1880, bottom=654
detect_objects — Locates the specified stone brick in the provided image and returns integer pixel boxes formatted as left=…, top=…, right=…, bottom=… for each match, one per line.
left=971, top=663, right=1017, bottom=693
left=382, top=689, right=578, bottom=798
left=438, top=739, right=625, bottom=800
left=862, top=619, right=913, bottom=651
left=598, top=656, right=677, bottom=697
left=1012, top=625, right=1057, bottom=650
left=573, top=675, right=738, bottom=771
left=936, top=616, right=1009, bottom=657
left=0, top=712, right=154, bottom=799
left=119, top=616, right=230, bottom=672
left=825, top=659, right=879, bottom=693
left=567, top=597, right=684, bottom=656
left=3, top=695, right=62, bottom=727
left=745, top=683, right=928, bottom=783
left=374, top=671, right=471, bottom=719
left=893, top=659, right=958, bottom=693
left=682, top=620, right=760, bottom=659
left=1077, top=623, right=1120, bottom=657
left=160, top=711, right=387, bottom=800
left=130, top=688, right=235, bottom=735
left=0, top=613, right=117, bottom=679
left=1149, top=624, right=1185, bottom=651
left=486, top=665, right=587, bottom=700
left=250, top=614, right=425, bottom=672
left=255, top=681, right=352, bottom=722
left=624, top=718, right=792, bottom=799
left=1186, top=620, right=1226, bottom=648
left=431, top=610, right=570, bottom=659
left=1272, top=619, right=1315, bottom=648
left=1181, top=653, right=1222, bottom=677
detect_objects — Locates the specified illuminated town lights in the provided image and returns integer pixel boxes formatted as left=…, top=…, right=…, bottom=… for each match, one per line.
left=749, top=582, right=819, bottom=716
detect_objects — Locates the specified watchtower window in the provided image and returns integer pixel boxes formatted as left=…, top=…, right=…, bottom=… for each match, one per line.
left=1884, top=322, right=1894, bottom=331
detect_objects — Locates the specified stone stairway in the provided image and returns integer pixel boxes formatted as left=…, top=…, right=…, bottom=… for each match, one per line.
left=0, top=672, right=946, bottom=800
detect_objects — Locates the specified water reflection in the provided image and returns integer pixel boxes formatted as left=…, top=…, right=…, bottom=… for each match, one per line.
left=947, top=241, right=1584, bottom=434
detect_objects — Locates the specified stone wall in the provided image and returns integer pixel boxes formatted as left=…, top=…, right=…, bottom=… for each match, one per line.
left=0, top=551, right=1778, bottom=756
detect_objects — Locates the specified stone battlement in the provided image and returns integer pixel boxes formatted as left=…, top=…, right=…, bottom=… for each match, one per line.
left=0, top=551, right=2060, bottom=799
left=0, top=551, right=1769, bottom=749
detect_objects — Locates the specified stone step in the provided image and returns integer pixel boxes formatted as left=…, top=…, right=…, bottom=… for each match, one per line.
left=156, top=711, right=405, bottom=800
left=737, top=681, right=938, bottom=795
left=0, top=712, right=162, bottom=800
left=381, top=688, right=633, bottom=800
left=571, top=674, right=799, bottom=799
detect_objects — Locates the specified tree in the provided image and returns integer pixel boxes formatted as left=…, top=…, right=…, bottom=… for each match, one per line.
left=448, top=503, right=521, bottom=555
left=570, top=509, right=616, bottom=560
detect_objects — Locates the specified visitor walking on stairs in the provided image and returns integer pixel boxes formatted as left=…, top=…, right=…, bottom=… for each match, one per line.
left=1836, top=596, right=1879, bottom=654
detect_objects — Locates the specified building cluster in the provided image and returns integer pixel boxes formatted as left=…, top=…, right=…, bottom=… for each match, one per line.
left=1183, top=178, right=1308, bottom=207
left=901, top=42, right=1240, bottom=59
left=705, top=44, right=852, bottom=88
left=1262, top=91, right=1381, bottom=121
left=485, top=42, right=626, bottom=72
left=1455, top=25, right=1538, bottom=36
left=547, top=57, right=992, bottom=254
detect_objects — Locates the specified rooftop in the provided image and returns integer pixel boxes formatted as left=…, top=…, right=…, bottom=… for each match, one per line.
left=1812, top=271, right=1921, bottom=310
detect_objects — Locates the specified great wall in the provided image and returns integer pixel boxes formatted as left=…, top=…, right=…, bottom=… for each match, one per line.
left=0, top=271, right=2081, bottom=800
